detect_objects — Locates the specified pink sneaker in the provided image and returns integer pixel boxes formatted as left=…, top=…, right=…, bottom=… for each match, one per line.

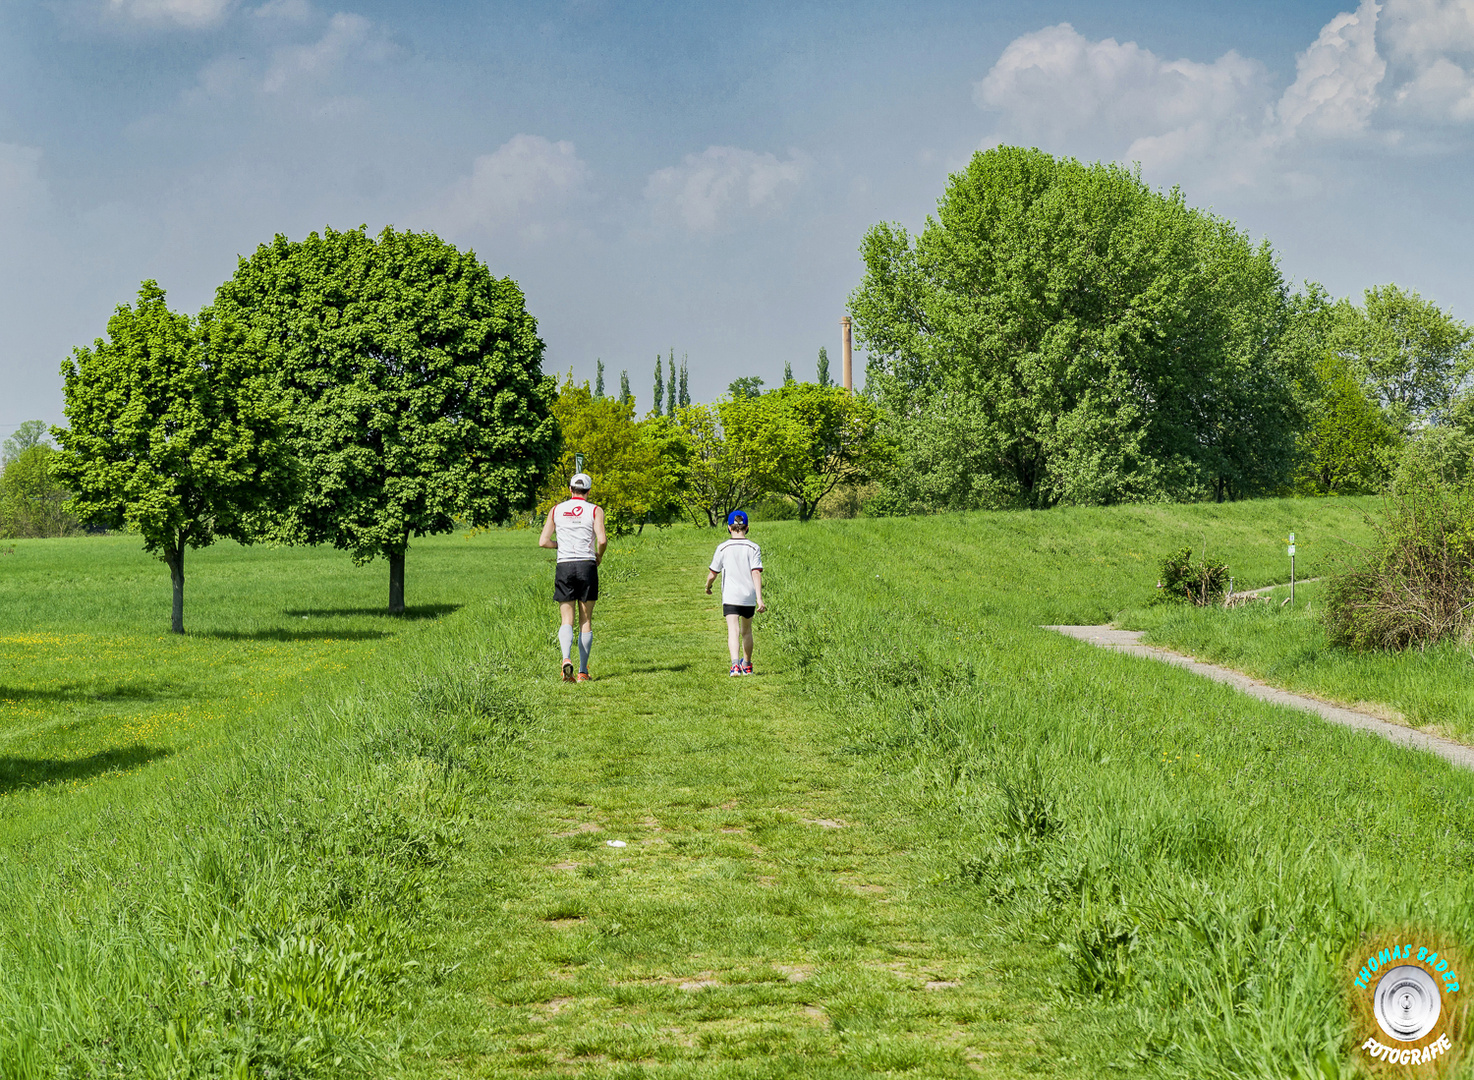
left=729, top=661, right=742, bottom=677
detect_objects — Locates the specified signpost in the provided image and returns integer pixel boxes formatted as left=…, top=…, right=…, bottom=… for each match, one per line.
left=1289, top=532, right=1296, bottom=606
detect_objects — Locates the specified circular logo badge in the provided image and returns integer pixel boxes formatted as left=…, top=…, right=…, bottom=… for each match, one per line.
left=1349, top=935, right=1467, bottom=1074
left=1375, top=965, right=1441, bottom=1042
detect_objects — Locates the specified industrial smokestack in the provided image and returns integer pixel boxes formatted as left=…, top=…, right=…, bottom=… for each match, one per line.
left=840, top=316, right=853, bottom=393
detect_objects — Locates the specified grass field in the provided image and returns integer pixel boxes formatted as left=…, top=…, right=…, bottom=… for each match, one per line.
left=4, top=497, right=1473, bottom=1079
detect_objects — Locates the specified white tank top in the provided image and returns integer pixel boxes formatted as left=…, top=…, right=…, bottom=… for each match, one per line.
left=554, top=497, right=598, bottom=562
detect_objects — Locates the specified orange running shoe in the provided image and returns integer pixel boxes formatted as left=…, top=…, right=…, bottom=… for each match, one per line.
left=561, top=660, right=575, bottom=682
left=576, top=671, right=591, bottom=682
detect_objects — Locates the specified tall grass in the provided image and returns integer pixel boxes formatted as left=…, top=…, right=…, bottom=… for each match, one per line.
left=0, top=532, right=550, bottom=1077
left=759, top=502, right=1472, bottom=1078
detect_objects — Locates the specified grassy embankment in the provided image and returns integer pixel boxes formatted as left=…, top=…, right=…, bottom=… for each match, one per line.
left=1120, top=516, right=1474, bottom=741
left=5, top=497, right=1474, bottom=1079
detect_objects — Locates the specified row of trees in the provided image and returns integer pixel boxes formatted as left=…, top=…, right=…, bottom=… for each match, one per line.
left=53, top=227, right=559, bottom=632
left=538, top=376, right=888, bottom=530
left=850, top=146, right=1474, bottom=513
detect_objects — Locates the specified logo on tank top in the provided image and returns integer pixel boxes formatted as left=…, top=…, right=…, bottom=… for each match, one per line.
left=563, top=505, right=584, bottom=517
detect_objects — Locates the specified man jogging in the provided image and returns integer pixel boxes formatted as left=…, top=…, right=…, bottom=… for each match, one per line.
left=705, top=510, right=764, bottom=676
left=538, top=473, right=606, bottom=682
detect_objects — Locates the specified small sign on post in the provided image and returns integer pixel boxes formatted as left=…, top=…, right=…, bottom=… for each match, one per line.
left=575, top=452, right=584, bottom=475
left=1288, top=532, right=1296, bottom=606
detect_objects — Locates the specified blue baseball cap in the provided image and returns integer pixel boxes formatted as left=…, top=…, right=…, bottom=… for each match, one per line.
left=726, top=510, right=748, bottom=528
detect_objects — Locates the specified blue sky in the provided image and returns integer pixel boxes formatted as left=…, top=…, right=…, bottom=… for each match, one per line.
left=4, top=0, right=1473, bottom=433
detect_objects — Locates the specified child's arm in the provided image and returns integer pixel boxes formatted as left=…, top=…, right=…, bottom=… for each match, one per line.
left=751, top=568, right=764, bottom=612
left=705, top=569, right=719, bottom=594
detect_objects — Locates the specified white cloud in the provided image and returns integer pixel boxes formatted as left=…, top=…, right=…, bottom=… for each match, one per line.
left=1276, top=0, right=1386, bottom=137
left=644, top=146, right=808, bottom=234
left=1383, top=0, right=1474, bottom=121
left=261, top=12, right=395, bottom=94
left=976, top=24, right=1271, bottom=151
left=107, top=0, right=234, bottom=26
left=433, top=135, right=589, bottom=238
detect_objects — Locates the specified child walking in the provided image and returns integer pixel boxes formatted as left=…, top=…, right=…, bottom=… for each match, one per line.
left=705, top=510, right=765, bottom=676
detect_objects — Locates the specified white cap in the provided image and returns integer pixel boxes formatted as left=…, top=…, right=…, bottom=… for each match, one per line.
left=569, top=472, right=592, bottom=492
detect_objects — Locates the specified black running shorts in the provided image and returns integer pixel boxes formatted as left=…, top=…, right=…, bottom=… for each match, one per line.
left=723, top=603, right=756, bottom=618
left=554, top=560, right=599, bottom=602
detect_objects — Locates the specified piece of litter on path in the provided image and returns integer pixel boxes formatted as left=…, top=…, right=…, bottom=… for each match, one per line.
left=606, top=840, right=627, bottom=848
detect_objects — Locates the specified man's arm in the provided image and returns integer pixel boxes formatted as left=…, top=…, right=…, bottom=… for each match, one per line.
left=751, top=567, right=765, bottom=612
left=537, top=508, right=558, bottom=549
left=593, top=506, right=608, bottom=564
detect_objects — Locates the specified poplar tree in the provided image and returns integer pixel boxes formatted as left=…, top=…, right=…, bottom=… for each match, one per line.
left=784, top=361, right=794, bottom=385
left=620, top=370, right=632, bottom=406
left=54, top=281, right=292, bottom=633
left=653, top=357, right=665, bottom=417
left=817, top=347, right=831, bottom=387
left=595, top=359, right=605, bottom=399
left=666, top=351, right=676, bottom=416
left=679, top=356, right=690, bottom=408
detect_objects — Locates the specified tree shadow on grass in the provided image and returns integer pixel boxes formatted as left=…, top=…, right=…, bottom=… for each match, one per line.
left=0, top=682, right=180, bottom=705
left=201, top=628, right=390, bottom=642
left=0, top=744, right=171, bottom=795
left=282, top=604, right=461, bottom=621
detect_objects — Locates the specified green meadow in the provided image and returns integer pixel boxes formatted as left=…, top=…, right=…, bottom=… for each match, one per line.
left=4, top=496, right=1473, bottom=1079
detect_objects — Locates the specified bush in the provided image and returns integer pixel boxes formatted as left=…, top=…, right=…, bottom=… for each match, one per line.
left=1155, top=547, right=1229, bottom=606
left=1323, top=468, right=1474, bottom=651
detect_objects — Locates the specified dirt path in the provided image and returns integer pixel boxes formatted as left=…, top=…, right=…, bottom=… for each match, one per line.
left=409, top=538, right=1076, bottom=1078
left=1046, top=625, right=1474, bottom=771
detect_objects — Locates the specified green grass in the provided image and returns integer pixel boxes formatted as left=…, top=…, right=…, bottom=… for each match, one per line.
left=1121, top=577, right=1474, bottom=744
left=5, top=497, right=1474, bottom=1079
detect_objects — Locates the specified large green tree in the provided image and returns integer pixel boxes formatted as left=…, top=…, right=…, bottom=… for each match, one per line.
left=1330, top=284, right=1474, bottom=430
left=758, top=383, right=892, bottom=521
left=215, top=226, right=558, bottom=613
left=1294, top=351, right=1400, bottom=495
left=674, top=397, right=774, bottom=526
left=851, top=146, right=1305, bottom=509
left=53, top=282, right=291, bottom=632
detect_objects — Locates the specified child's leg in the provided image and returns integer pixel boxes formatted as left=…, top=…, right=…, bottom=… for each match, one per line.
left=740, top=616, right=754, bottom=663
left=725, top=613, right=743, bottom=662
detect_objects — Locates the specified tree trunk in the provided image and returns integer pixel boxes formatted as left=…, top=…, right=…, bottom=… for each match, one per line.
left=164, top=543, right=185, bottom=634
left=388, top=542, right=406, bottom=614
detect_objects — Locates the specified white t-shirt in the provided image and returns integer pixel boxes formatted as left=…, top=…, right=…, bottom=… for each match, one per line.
left=553, top=496, right=599, bottom=562
left=710, top=538, right=763, bottom=606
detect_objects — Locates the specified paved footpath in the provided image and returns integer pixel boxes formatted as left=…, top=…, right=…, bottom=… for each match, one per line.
left=1046, top=625, right=1474, bottom=773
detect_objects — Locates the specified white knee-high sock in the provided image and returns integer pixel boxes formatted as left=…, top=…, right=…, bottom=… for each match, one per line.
left=578, top=631, right=593, bottom=672
left=558, top=624, right=574, bottom=661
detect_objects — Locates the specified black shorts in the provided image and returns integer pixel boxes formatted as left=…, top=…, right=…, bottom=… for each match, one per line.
left=723, top=604, right=756, bottom=619
left=554, top=560, right=599, bottom=603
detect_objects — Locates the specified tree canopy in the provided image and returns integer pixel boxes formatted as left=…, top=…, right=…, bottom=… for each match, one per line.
left=759, top=384, right=891, bottom=521
left=215, top=226, right=558, bottom=613
left=851, top=146, right=1305, bottom=509
left=53, top=281, right=291, bottom=632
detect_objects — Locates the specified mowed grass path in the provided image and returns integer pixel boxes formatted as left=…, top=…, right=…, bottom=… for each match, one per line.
left=413, top=533, right=1068, bottom=1077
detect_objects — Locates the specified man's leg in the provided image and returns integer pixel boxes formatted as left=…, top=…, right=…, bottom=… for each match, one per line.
left=577, top=600, right=596, bottom=674
left=558, top=601, right=576, bottom=679
left=725, top=613, right=742, bottom=663
left=740, top=616, right=754, bottom=664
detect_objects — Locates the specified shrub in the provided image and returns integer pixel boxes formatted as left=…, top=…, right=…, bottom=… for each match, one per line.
left=1155, top=547, right=1229, bottom=606
left=1323, top=469, right=1474, bottom=650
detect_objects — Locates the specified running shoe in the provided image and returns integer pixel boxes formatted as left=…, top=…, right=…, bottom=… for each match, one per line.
left=562, top=660, right=575, bottom=682
left=576, top=671, right=591, bottom=683
left=739, top=659, right=753, bottom=675
left=729, top=661, right=742, bottom=677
